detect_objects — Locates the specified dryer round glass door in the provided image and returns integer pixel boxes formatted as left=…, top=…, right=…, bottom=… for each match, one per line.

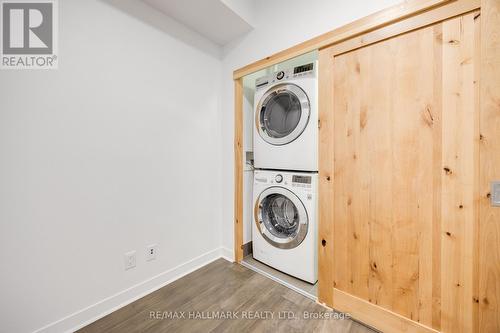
left=254, top=187, right=308, bottom=249
left=256, top=83, right=310, bottom=146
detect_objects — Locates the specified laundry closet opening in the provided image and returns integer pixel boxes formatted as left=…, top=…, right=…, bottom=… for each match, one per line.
left=239, top=51, right=319, bottom=300
left=232, top=0, right=499, bottom=332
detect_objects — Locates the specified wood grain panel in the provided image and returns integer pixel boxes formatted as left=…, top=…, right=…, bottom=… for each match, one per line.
left=332, top=49, right=371, bottom=300
left=331, top=52, right=350, bottom=295
left=440, top=13, right=479, bottom=333
left=329, top=12, right=480, bottom=331
left=431, top=22, right=444, bottom=331
left=365, top=39, right=394, bottom=312
left=479, top=0, right=500, bottom=331
left=333, top=24, right=437, bottom=326
left=234, top=78, right=243, bottom=263
left=318, top=47, right=335, bottom=307
left=389, top=27, right=434, bottom=323
left=472, top=13, right=481, bottom=332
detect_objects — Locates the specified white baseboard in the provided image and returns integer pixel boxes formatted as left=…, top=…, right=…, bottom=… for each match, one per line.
left=34, top=247, right=229, bottom=333
left=219, top=247, right=234, bottom=262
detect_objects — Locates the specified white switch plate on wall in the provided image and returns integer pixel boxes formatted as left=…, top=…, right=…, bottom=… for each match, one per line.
left=146, top=244, right=158, bottom=261
left=124, top=251, right=136, bottom=270
left=492, top=181, right=500, bottom=207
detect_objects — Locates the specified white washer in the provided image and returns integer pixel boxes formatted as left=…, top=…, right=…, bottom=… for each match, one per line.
left=253, top=62, right=318, bottom=171
left=252, top=170, right=318, bottom=284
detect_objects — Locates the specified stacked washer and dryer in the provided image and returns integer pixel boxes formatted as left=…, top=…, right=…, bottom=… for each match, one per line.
left=252, top=62, right=318, bottom=284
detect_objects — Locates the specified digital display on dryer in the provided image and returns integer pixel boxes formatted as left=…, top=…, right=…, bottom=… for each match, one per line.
left=293, top=63, right=314, bottom=74
left=292, top=175, right=311, bottom=184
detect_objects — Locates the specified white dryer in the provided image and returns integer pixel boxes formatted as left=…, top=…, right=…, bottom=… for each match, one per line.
left=252, top=170, right=318, bottom=284
left=253, top=62, right=318, bottom=171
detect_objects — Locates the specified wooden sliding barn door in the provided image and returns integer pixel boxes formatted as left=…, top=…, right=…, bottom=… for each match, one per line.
left=319, top=8, right=482, bottom=333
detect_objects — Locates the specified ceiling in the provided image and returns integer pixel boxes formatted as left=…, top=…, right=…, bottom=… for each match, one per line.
left=142, top=0, right=255, bottom=46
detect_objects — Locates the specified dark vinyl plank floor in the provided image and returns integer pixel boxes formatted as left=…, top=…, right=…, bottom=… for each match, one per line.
left=78, top=259, right=376, bottom=333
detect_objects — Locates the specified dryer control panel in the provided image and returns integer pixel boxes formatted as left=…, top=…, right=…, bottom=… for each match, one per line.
left=255, top=62, right=316, bottom=91
left=254, top=170, right=314, bottom=189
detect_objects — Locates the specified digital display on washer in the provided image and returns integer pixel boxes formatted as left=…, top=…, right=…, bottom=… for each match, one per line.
left=293, top=63, right=314, bottom=74
left=292, top=175, right=311, bottom=184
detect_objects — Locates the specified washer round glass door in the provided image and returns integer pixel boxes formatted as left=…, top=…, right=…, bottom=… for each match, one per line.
left=256, top=83, right=310, bottom=146
left=254, top=187, right=308, bottom=249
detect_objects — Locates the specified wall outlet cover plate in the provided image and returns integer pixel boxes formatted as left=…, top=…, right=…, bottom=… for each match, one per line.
left=146, top=244, right=158, bottom=261
left=124, top=251, right=136, bottom=270
left=492, top=181, right=500, bottom=207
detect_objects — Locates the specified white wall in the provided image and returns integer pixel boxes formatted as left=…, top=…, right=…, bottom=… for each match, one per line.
left=220, top=0, right=402, bottom=256
left=0, top=1, right=223, bottom=332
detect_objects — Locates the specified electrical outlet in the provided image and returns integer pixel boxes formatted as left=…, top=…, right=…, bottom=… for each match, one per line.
left=124, top=251, right=136, bottom=270
left=146, top=244, right=158, bottom=261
